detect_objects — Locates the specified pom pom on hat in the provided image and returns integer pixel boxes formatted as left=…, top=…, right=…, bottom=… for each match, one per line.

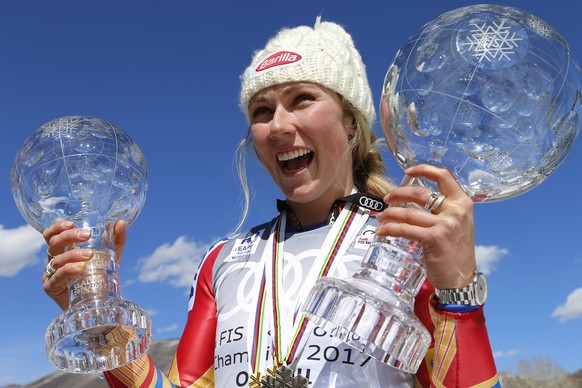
left=239, top=17, right=375, bottom=126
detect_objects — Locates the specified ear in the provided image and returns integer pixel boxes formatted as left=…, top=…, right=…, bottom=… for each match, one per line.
left=344, top=115, right=356, bottom=139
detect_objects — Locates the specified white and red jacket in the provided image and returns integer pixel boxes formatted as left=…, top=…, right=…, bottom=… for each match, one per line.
left=105, top=200, right=499, bottom=387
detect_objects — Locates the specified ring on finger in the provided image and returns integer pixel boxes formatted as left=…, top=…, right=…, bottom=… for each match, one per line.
left=425, top=191, right=446, bottom=211
left=45, top=259, right=57, bottom=279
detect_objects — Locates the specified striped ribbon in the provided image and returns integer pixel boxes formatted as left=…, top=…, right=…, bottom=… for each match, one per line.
left=249, top=201, right=369, bottom=376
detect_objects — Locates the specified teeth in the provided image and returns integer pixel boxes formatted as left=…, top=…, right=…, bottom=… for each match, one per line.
left=278, top=149, right=311, bottom=161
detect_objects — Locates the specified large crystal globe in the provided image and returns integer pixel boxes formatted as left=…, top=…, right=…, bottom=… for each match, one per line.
left=381, top=4, right=581, bottom=201
left=10, top=116, right=151, bottom=373
left=11, top=116, right=148, bottom=231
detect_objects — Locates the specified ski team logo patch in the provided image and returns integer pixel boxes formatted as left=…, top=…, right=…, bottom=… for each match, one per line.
left=226, top=231, right=262, bottom=260
left=250, top=51, right=303, bottom=78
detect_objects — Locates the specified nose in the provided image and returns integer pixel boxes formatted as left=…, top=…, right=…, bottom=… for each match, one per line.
left=269, top=106, right=296, bottom=138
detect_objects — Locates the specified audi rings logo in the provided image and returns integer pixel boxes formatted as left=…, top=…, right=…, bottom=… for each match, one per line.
left=358, top=196, right=384, bottom=211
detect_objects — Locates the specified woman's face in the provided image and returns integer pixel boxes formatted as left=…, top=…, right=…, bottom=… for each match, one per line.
left=248, top=82, right=355, bottom=207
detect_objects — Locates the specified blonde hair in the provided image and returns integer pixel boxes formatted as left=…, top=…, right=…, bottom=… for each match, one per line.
left=232, top=96, right=395, bottom=233
left=343, top=97, right=396, bottom=199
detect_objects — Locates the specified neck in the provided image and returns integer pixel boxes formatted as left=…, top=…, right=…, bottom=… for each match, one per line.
left=285, top=203, right=329, bottom=230
left=284, top=190, right=354, bottom=229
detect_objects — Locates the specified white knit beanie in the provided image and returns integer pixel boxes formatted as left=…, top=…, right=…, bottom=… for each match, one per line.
left=239, top=17, right=375, bottom=126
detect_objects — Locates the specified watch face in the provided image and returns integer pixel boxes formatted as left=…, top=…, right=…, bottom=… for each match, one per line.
left=475, top=273, right=488, bottom=305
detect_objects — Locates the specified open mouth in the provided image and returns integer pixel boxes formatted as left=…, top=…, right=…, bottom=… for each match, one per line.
left=277, top=148, right=314, bottom=173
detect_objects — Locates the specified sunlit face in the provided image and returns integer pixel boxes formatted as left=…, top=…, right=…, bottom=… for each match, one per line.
left=248, top=82, right=355, bottom=208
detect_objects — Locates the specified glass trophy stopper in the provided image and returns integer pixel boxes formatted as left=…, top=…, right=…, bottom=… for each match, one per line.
left=303, top=4, right=581, bottom=374
left=10, top=116, right=152, bottom=373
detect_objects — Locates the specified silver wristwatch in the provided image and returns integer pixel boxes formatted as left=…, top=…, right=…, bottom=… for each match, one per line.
left=435, top=272, right=488, bottom=306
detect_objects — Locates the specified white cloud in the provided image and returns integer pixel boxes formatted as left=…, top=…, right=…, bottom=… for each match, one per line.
left=475, top=245, right=508, bottom=275
left=0, top=224, right=45, bottom=277
left=156, top=323, right=179, bottom=334
left=493, top=349, right=519, bottom=358
left=138, top=236, right=211, bottom=288
left=552, top=287, right=582, bottom=322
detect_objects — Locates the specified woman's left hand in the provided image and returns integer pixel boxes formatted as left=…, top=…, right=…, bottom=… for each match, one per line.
left=375, top=164, right=476, bottom=289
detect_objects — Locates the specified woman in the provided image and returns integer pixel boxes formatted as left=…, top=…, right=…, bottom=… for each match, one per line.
left=42, top=19, right=499, bottom=387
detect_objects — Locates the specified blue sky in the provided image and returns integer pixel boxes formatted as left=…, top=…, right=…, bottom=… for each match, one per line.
left=1, top=0, right=581, bottom=385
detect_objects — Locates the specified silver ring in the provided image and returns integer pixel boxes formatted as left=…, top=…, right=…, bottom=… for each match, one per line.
left=45, top=259, right=57, bottom=279
left=425, top=191, right=446, bottom=211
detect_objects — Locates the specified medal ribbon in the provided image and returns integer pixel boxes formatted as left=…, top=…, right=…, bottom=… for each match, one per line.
left=249, top=200, right=369, bottom=376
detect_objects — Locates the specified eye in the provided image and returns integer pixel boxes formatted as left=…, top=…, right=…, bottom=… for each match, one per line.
left=251, top=106, right=272, bottom=121
left=295, top=93, right=315, bottom=104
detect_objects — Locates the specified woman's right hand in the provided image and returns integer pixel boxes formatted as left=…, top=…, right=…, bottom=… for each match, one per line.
left=42, top=220, right=127, bottom=310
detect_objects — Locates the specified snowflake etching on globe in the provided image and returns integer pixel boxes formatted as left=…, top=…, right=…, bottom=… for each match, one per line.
left=456, top=100, right=484, bottom=127
left=41, top=117, right=79, bottom=140
left=462, top=20, right=523, bottom=62
left=527, top=17, right=551, bottom=38
left=302, top=4, right=580, bottom=375
left=458, top=16, right=529, bottom=70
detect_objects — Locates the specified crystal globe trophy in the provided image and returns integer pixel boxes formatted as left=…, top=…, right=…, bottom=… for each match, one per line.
left=10, top=116, right=152, bottom=373
left=302, top=4, right=581, bottom=373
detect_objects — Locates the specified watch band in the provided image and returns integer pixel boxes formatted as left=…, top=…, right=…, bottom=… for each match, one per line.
left=434, top=272, right=487, bottom=306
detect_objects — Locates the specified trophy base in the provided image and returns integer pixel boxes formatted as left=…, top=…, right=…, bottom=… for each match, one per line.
left=45, top=298, right=152, bottom=373
left=302, top=276, right=430, bottom=374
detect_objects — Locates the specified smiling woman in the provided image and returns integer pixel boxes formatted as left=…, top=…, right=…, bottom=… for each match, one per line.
left=40, top=16, right=499, bottom=388
left=247, top=82, right=356, bottom=224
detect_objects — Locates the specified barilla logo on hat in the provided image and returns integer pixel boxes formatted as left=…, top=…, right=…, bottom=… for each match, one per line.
left=250, top=51, right=303, bottom=78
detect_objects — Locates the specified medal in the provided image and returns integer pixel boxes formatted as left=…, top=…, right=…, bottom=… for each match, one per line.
left=249, top=365, right=309, bottom=388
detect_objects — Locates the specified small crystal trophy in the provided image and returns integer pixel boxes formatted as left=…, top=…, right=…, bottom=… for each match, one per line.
left=302, top=4, right=581, bottom=373
left=11, top=116, right=152, bottom=373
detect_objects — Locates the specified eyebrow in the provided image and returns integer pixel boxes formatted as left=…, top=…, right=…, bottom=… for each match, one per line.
left=250, top=83, right=313, bottom=106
